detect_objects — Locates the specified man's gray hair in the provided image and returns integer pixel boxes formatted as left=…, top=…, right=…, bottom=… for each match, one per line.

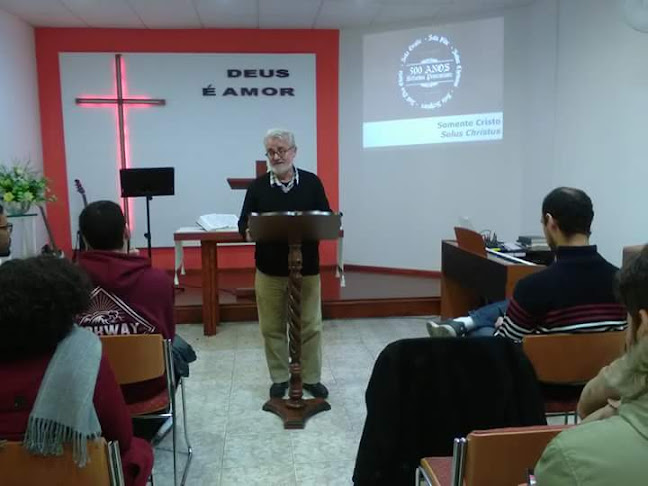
left=264, top=128, right=295, bottom=147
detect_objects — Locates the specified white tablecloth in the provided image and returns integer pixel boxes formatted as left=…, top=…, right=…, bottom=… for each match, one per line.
left=173, top=226, right=345, bottom=287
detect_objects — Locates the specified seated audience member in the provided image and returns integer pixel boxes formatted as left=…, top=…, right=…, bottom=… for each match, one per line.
left=76, top=201, right=189, bottom=404
left=535, top=245, right=648, bottom=485
left=427, top=187, right=627, bottom=340
left=0, top=257, right=153, bottom=486
left=0, top=204, right=12, bottom=257
left=353, top=337, right=546, bottom=486
left=76, top=200, right=175, bottom=340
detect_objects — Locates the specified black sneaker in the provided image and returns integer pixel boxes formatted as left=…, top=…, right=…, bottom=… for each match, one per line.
left=303, top=382, right=329, bottom=398
left=269, top=381, right=289, bottom=398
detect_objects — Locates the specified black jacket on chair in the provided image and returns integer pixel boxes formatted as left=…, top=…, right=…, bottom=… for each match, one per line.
left=352, top=337, right=546, bottom=485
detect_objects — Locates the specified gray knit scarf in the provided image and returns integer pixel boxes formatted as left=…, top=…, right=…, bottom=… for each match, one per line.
left=23, top=325, right=102, bottom=467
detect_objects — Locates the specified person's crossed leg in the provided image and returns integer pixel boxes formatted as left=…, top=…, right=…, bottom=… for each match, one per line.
left=426, top=300, right=509, bottom=338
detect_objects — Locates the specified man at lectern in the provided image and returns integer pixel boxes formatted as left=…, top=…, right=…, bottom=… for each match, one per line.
left=238, top=128, right=331, bottom=400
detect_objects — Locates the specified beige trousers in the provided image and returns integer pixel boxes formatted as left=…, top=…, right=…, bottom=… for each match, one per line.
left=255, top=270, right=323, bottom=384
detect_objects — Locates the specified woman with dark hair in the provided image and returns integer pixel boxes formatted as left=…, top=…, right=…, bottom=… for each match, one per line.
left=0, top=256, right=153, bottom=486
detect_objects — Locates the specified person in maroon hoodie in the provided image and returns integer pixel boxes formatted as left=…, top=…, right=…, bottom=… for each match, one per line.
left=0, top=256, right=153, bottom=486
left=76, top=200, right=175, bottom=406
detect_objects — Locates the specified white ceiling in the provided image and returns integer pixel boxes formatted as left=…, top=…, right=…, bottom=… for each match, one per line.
left=0, top=0, right=534, bottom=29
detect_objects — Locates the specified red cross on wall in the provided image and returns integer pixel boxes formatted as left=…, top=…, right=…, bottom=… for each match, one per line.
left=75, top=54, right=166, bottom=226
left=227, top=160, right=268, bottom=190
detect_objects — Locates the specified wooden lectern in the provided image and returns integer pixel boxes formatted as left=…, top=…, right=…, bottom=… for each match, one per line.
left=248, top=210, right=342, bottom=429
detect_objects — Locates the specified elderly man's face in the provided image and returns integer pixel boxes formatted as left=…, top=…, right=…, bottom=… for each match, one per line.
left=0, top=214, right=11, bottom=257
left=265, top=137, right=296, bottom=177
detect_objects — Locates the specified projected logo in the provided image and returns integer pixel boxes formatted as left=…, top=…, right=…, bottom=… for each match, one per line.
left=398, top=34, right=462, bottom=110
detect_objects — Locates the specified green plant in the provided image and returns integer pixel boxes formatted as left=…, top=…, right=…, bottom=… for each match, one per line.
left=0, top=162, right=55, bottom=205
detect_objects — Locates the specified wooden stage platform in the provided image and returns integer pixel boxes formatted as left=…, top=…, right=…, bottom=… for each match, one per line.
left=174, top=266, right=441, bottom=324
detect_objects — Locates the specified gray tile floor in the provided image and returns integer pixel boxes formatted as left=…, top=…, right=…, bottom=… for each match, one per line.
left=152, top=317, right=429, bottom=486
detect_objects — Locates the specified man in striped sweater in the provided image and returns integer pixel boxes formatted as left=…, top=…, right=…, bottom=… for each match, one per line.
left=428, top=187, right=627, bottom=341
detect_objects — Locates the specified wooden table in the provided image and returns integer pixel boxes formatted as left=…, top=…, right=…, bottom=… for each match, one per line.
left=174, top=228, right=246, bottom=335
left=174, top=226, right=345, bottom=336
left=441, top=240, right=547, bottom=319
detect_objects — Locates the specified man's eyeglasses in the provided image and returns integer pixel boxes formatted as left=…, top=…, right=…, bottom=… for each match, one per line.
left=265, top=146, right=295, bottom=159
left=0, top=223, right=13, bottom=234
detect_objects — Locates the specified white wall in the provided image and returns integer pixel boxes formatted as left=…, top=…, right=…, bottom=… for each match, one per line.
left=59, top=53, right=316, bottom=248
left=0, top=9, right=45, bottom=252
left=551, top=0, right=648, bottom=266
left=339, top=3, right=556, bottom=271
left=340, top=0, right=647, bottom=270
left=516, top=0, right=559, bottom=235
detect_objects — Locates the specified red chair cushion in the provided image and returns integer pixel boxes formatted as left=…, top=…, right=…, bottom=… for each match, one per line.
left=421, top=456, right=452, bottom=486
left=544, top=398, right=579, bottom=414
left=127, top=389, right=170, bottom=416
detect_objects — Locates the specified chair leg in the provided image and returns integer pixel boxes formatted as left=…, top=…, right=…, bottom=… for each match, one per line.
left=563, top=413, right=569, bottom=425
left=415, top=467, right=421, bottom=485
left=149, top=470, right=155, bottom=486
left=180, top=378, right=193, bottom=486
left=171, top=385, right=178, bottom=486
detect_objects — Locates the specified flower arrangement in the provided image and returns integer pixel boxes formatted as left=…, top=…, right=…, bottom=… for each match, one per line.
left=0, top=162, right=55, bottom=215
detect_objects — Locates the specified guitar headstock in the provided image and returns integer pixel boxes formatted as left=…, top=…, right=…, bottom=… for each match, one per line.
left=74, top=178, right=86, bottom=196
left=74, top=179, right=88, bottom=207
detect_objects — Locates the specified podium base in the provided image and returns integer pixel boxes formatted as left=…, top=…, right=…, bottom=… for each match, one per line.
left=262, top=398, right=331, bottom=429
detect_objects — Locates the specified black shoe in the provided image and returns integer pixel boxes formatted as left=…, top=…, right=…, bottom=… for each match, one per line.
left=269, top=381, right=289, bottom=398
left=303, top=382, right=329, bottom=398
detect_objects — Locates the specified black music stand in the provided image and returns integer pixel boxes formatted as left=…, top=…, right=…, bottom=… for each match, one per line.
left=120, top=167, right=175, bottom=260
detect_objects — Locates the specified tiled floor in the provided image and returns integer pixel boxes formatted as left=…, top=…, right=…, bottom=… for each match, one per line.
left=153, top=317, right=430, bottom=485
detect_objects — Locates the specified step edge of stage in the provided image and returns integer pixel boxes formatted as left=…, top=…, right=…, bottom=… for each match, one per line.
left=175, top=296, right=440, bottom=324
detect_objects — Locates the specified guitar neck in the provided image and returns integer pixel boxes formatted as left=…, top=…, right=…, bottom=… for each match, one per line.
left=74, top=179, right=89, bottom=208
left=37, top=205, right=60, bottom=254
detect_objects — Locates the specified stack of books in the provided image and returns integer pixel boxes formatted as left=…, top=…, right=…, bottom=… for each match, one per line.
left=517, top=235, right=550, bottom=251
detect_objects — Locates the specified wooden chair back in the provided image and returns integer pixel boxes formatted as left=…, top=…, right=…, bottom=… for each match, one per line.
left=454, top=227, right=486, bottom=257
left=463, top=426, right=567, bottom=486
left=522, top=332, right=626, bottom=385
left=0, top=438, right=122, bottom=486
left=100, top=334, right=166, bottom=385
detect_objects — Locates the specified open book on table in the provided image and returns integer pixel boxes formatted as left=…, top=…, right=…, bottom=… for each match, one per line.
left=196, top=214, right=239, bottom=232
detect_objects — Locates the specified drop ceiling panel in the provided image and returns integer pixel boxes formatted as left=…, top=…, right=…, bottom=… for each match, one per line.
left=260, top=15, right=318, bottom=29
left=373, top=4, right=442, bottom=25
left=260, top=0, right=321, bottom=18
left=194, top=0, right=258, bottom=24
left=128, top=0, right=203, bottom=28
left=0, top=0, right=537, bottom=28
left=315, top=1, right=380, bottom=28
left=202, top=15, right=259, bottom=28
left=325, top=0, right=450, bottom=4
left=60, top=0, right=145, bottom=27
left=0, top=0, right=86, bottom=26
